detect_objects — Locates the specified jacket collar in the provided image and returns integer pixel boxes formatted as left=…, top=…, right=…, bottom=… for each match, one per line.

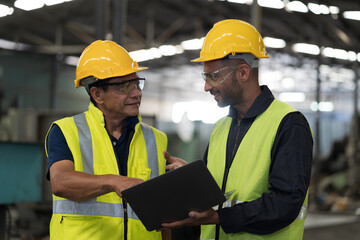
left=228, top=85, right=275, bottom=120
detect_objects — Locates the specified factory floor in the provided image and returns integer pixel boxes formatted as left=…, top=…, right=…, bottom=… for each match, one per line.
left=304, top=212, right=360, bottom=240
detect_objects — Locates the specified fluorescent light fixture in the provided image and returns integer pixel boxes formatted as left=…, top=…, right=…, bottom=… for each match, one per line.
left=348, top=51, right=357, bottom=62
left=0, top=4, right=14, bottom=17
left=172, top=101, right=228, bottom=124
left=129, top=48, right=161, bottom=62
left=322, top=47, right=356, bottom=61
left=158, top=45, right=183, bottom=56
left=263, top=37, right=286, bottom=48
left=358, top=53, right=360, bottom=62
left=319, top=4, right=330, bottom=14
left=343, top=11, right=360, bottom=21
left=258, top=0, right=284, bottom=9
left=0, top=38, right=31, bottom=51
left=281, top=77, right=295, bottom=89
left=14, top=0, right=44, bottom=11
left=227, top=0, right=253, bottom=4
left=322, top=47, right=335, bottom=58
left=329, top=6, right=339, bottom=15
left=311, top=102, right=334, bottom=112
left=45, top=0, right=65, bottom=6
left=180, top=38, right=203, bottom=50
left=308, top=3, right=321, bottom=15
left=333, top=48, right=350, bottom=60
left=286, top=1, right=308, bottom=13
left=292, top=43, right=320, bottom=55
left=64, top=56, right=79, bottom=66
left=279, top=92, right=306, bottom=102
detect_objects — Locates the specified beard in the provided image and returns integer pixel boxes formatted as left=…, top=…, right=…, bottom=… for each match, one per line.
left=213, top=75, right=243, bottom=108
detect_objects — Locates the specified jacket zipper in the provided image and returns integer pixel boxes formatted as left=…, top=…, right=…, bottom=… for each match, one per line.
left=123, top=199, right=128, bottom=240
left=215, top=119, right=241, bottom=240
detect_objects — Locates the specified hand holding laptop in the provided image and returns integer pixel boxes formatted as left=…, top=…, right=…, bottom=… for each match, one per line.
left=121, top=160, right=227, bottom=231
left=161, top=208, right=220, bottom=229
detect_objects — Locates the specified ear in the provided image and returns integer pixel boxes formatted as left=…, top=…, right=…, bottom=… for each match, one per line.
left=90, top=87, right=104, bottom=105
left=236, top=64, right=251, bottom=81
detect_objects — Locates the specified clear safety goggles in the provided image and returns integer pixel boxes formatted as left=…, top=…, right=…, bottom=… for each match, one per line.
left=201, top=66, right=237, bottom=86
left=96, top=77, right=145, bottom=94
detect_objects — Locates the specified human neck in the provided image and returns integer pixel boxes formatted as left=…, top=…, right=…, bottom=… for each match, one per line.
left=233, top=85, right=261, bottom=119
left=105, top=115, right=127, bottom=140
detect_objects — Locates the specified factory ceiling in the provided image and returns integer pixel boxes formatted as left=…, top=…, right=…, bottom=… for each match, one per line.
left=0, top=0, right=359, bottom=67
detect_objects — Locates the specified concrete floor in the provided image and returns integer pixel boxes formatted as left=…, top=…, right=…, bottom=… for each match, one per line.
left=304, top=213, right=360, bottom=240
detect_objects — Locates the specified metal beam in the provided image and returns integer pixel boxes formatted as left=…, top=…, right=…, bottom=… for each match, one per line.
left=155, top=17, right=185, bottom=44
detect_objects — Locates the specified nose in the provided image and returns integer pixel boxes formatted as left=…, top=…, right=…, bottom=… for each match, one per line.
left=204, top=80, right=213, bottom=92
left=128, top=84, right=142, bottom=97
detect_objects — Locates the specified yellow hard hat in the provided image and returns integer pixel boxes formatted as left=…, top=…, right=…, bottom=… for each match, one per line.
left=74, top=40, right=148, bottom=88
left=192, top=19, right=269, bottom=62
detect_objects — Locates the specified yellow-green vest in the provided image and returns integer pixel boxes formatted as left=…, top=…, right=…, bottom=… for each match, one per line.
left=45, top=103, right=168, bottom=240
left=202, top=99, right=308, bottom=240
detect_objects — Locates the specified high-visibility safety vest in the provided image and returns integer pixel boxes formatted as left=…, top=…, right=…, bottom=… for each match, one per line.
left=202, top=99, right=308, bottom=240
left=45, top=103, right=168, bottom=240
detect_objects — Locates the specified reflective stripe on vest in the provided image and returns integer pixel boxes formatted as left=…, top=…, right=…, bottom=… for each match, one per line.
left=221, top=199, right=308, bottom=220
left=53, top=113, right=159, bottom=220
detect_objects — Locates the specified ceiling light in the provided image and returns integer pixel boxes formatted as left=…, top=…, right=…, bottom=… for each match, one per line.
left=0, top=4, right=14, bottom=17
left=14, top=0, right=44, bottom=11
left=322, top=47, right=335, bottom=58
left=343, top=11, right=360, bottom=21
left=263, top=37, right=286, bottom=48
left=308, top=3, right=321, bottom=15
left=319, top=4, right=330, bottom=14
left=285, top=1, right=308, bottom=13
left=322, top=47, right=354, bottom=61
left=329, top=6, right=339, bottom=15
left=258, top=0, right=284, bottom=9
left=180, top=38, right=204, bottom=50
left=227, top=0, right=253, bottom=4
left=0, top=38, right=30, bottom=51
left=279, top=92, right=306, bottom=102
left=292, top=43, right=320, bottom=55
left=64, top=56, right=79, bottom=66
left=45, top=0, right=65, bottom=6
left=348, top=51, right=357, bottom=62
left=311, top=102, right=334, bottom=112
left=333, top=48, right=350, bottom=60
left=158, top=45, right=184, bottom=56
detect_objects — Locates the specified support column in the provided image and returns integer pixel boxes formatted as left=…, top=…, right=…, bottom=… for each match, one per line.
left=312, top=21, right=323, bottom=207
left=250, top=0, right=262, bottom=31
left=113, top=0, right=127, bottom=44
left=146, top=0, right=155, bottom=48
left=95, top=0, right=107, bottom=40
left=349, top=61, right=360, bottom=197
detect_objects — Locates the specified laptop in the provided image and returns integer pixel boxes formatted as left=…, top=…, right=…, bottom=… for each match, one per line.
left=121, top=160, right=227, bottom=231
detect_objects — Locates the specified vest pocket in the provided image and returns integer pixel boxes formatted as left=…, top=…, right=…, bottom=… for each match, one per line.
left=128, top=166, right=151, bottom=180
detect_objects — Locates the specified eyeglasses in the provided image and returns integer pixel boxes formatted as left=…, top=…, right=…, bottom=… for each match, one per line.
left=201, top=66, right=237, bottom=86
left=97, top=77, right=145, bottom=94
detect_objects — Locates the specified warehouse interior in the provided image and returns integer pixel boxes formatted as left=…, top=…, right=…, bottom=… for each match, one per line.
left=0, top=0, right=360, bottom=239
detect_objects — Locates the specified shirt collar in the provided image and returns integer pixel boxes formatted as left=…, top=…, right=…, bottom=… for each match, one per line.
left=228, top=85, right=274, bottom=119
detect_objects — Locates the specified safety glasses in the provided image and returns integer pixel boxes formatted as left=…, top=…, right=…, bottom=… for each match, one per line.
left=201, top=66, right=237, bottom=86
left=98, top=77, right=145, bottom=94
